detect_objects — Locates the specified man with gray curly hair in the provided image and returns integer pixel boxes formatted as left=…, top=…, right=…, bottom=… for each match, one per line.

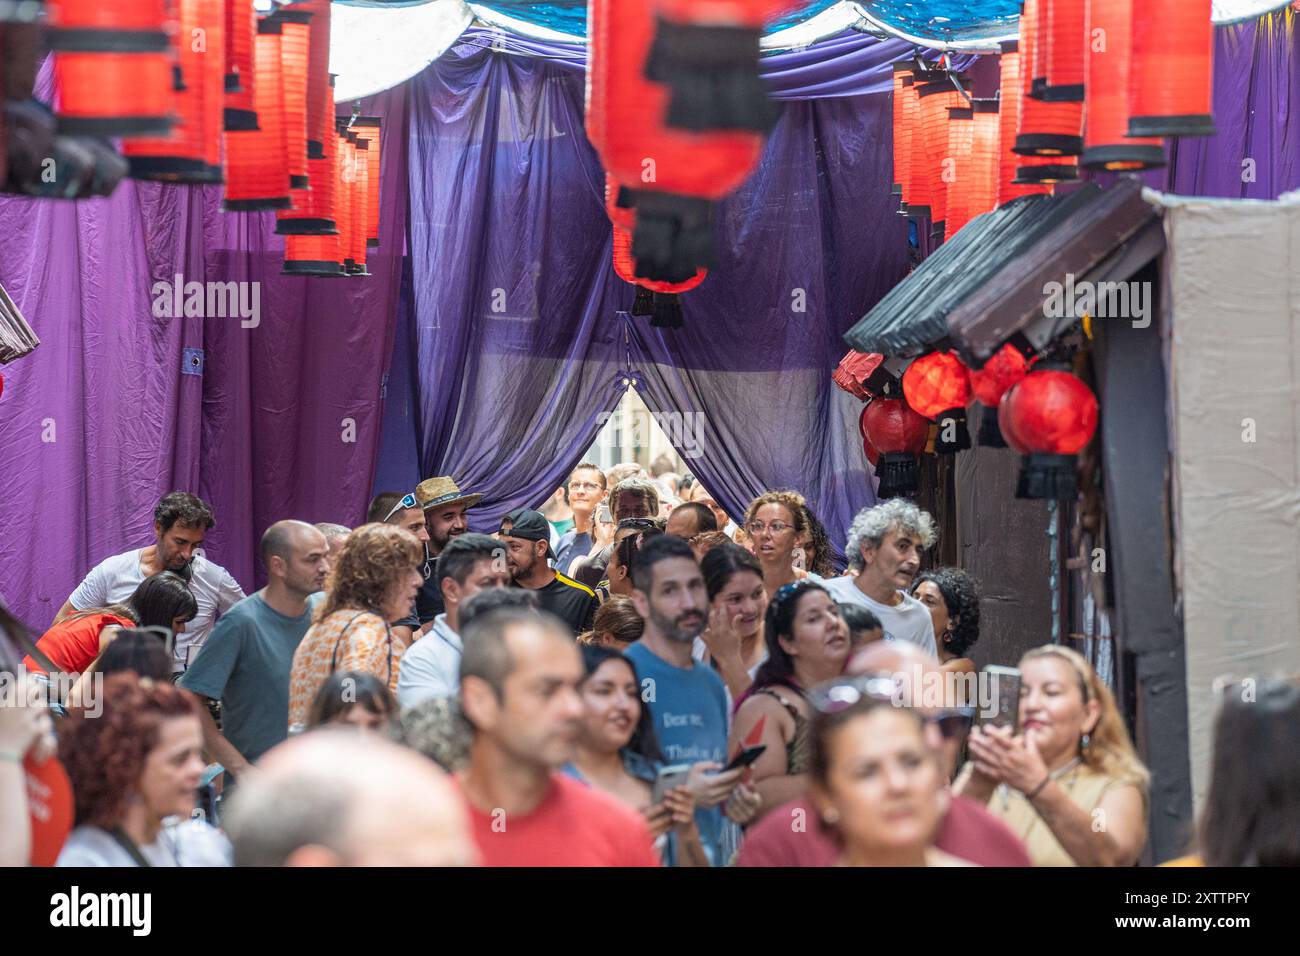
left=821, top=499, right=938, bottom=656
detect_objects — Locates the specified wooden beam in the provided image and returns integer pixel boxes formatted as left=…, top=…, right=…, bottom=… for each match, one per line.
left=1092, top=269, right=1193, bottom=864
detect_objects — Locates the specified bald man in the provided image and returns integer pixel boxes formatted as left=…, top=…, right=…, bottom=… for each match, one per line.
left=737, top=643, right=1031, bottom=867
left=224, top=729, right=478, bottom=866
left=180, top=520, right=329, bottom=779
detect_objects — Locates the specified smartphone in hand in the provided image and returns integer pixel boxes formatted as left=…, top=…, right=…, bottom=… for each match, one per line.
left=722, top=744, right=767, bottom=773
left=982, top=665, right=1022, bottom=734
left=651, top=763, right=692, bottom=805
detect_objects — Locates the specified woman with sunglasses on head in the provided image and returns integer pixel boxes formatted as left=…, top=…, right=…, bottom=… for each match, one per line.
left=743, top=491, right=820, bottom=598
left=956, top=645, right=1149, bottom=866
left=694, top=544, right=769, bottom=700
left=24, top=571, right=198, bottom=677
left=727, top=580, right=850, bottom=821
left=808, top=692, right=971, bottom=867
left=910, top=568, right=981, bottom=675
left=563, top=644, right=708, bottom=866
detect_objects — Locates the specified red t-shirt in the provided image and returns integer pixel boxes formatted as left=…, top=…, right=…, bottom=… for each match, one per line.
left=736, top=794, right=1031, bottom=867
left=457, top=773, right=661, bottom=867
left=23, top=613, right=132, bottom=675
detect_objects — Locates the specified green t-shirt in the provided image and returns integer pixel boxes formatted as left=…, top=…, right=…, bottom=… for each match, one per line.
left=180, top=591, right=320, bottom=763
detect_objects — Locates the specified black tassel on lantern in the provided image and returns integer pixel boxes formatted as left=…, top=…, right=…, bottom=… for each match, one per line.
left=650, top=293, right=683, bottom=329
left=875, top=452, right=920, bottom=500
left=631, top=191, right=713, bottom=283
left=1015, top=453, right=1078, bottom=500
left=977, top=405, right=1008, bottom=447
left=644, top=19, right=777, bottom=133
left=933, top=407, right=972, bottom=453
left=631, top=286, right=654, bottom=316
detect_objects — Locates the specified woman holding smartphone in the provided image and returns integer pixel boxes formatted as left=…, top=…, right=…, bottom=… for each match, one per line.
left=564, top=644, right=708, bottom=866
left=807, top=686, right=971, bottom=867
left=728, top=580, right=850, bottom=821
left=955, top=645, right=1149, bottom=866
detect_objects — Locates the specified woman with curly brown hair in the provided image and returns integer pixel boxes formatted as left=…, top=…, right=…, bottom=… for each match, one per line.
left=56, top=673, right=230, bottom=866
left=288, top=523, right=424, bottom=731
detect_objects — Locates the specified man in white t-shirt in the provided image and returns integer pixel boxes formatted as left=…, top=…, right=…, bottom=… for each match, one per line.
left=53, top=492, right=245, bottom=672
left=821, top=499, right=938, bottom=657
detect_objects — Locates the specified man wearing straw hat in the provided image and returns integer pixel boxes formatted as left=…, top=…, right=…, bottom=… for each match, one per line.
left=411, top=476, right=484, bottom=627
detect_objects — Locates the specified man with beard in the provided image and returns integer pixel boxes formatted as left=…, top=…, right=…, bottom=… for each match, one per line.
left=455, top=608, right=659, bottom=866
left=413, top=477, right=483, bottom=625
left=624, top=535, right=748, bottom=865
left=180, top=521, right=330, bottom=780
left=820, top=499, right=938, bottom=656
left=55, top=491, right=245, bottom=672
left=498, top=509, right=597, bottom=636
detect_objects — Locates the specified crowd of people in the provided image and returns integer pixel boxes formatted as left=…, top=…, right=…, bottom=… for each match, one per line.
left=1, top=466, right=1297, bottom=868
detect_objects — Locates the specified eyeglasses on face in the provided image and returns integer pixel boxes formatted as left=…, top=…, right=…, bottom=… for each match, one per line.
left=746, top=521, right=793, bottom=536
left=382, top=493, right=418, bottom=523
left=569, top=481, right=603, bottom=492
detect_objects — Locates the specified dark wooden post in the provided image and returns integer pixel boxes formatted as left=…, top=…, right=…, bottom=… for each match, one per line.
left=1092, top=267, right=1193, bottom=864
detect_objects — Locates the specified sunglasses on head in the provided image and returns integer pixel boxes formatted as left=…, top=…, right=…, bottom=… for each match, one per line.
left=383, top=493, right=418, bottom=523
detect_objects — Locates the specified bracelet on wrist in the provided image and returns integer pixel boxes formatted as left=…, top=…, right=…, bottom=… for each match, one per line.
left=1025, top=774, right=1051, bottom=800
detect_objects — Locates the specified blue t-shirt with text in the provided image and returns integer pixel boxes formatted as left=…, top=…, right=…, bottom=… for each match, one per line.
left=625, top=641, right=729, bottom=865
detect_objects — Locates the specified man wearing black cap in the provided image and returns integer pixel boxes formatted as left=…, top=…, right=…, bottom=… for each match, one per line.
left=499, top=509, right=598, bottom=636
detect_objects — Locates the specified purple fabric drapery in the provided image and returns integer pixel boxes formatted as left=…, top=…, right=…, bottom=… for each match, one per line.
left=0, top=65, right=409, bottom=630
left=404, top=37, right=925, bottom=562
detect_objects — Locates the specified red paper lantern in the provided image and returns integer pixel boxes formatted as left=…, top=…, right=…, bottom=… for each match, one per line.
left=222, top=13, right=290, bottom=210
left=904, top=350, right=972, bottom=453
left=997, top=43, right=1051, bottom=204
left=225, top=0, right=257, bottom=130
left=352, top=117, right=382, bottom=247
left=335, top=124, right=354, bottom=272
left=916, top=72, right=968, bottom=231
left=604, top=174, right=636, bottom=230
left=1042, top=0, right=1085, bottom=102
left=1003, top=364, right=1099, bottom=499
left=1081, top=0, right=1165, bottom=170
left=1014, top=0, right=1082, bottom=166
left=970, top=342, right=1032, bottom=447
left=998, top=388, right=1032, bottom=454
left=891, top=63, right=914, bottom=212
left=1128, top=0, right=1216, bottom=138
left=348, top=133, right=370, bottom=275
left=902, top=69, right=934, bottom=218
left=48, top=0, right=174, bottom=137
left=588, top=0, right=764, bottom=282
left=962, top=100, right=1000, bottom=226
left=279, top=61, right=337, bottom=237
left=613, top=222, right=705, bottom=293
left=861, top=397, right=930, bottom=498
left=277, top=7, right=311, bottom=196
left=303, top=0, right=332, bottom=151
left=122, top=0, right=225, bottom=183
left=943, top=105, right=975, bottom=238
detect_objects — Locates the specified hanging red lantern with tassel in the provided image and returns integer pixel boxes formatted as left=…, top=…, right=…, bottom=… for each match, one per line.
left=277, top=5, right=311, bottom=198
left=1081, top=0, right=1165, bottom=170
left=588, top=0, right=763, bottom=286
left=1042, top=0, right=1085, bottom=102
left=858, top=405, right=880, bottom=468
left=969, top=342, right=1033, bottom=447
left=643, top=0, right=791, bottom=133
left=348, top=132, right=370, bottom=276
left=122, top=0, right=225, bottom=183
left=861, top=397, right=930, bottom=499
left=613, top=221, right=705, bottom=329
left=902, top=351, right=972, bottom=453
left=49, top=0, right=175, bottom=137
left=223, top=12, right=290, bottom=210
left=1128, top=0, right=1216, bottom=138
left=997, top=42, right=1051, bottom=204
left=1002, top=363, right=1099, bottom=499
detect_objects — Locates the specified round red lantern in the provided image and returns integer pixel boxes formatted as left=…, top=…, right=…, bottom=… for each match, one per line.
left=1003, top=363, right=1099, bottom=499
left=997, top=387, right=1032, bottom=454
left=861, top=397, right=930, bottom=499
left=902, top=351, right=971, bottom=453
left=969, top=343, right=1032, bottom=447
left=858, top=405, right=880, bottom=468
